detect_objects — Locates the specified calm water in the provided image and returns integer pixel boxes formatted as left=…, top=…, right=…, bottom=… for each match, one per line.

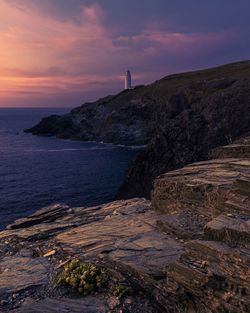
left=0, top=108, right=136, bottom=230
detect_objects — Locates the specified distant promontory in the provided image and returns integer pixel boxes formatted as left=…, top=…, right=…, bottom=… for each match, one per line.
left=25, top=61, right=250, bottom=199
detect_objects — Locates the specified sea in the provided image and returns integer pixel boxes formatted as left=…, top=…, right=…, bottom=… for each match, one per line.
left=0, top=108, right=137, bottom=230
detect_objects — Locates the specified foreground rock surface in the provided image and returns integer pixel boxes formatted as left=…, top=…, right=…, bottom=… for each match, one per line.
left=0, top=139, right=249, bottom=312
left=0, top=199, right=181, bottom=312
left=0, top=256, right=50, bottom=296
left=14, top=297, right=107, bottom=313
left=152, top=139, right=250, bottom=312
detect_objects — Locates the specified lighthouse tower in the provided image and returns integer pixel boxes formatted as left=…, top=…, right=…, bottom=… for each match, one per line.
left=125, top=70, right=132, bottom=90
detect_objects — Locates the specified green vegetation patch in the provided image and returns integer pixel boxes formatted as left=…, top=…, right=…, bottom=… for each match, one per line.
left=112, top=283, right=133, bottom=298
left=57, top=259, right=107, bottom=295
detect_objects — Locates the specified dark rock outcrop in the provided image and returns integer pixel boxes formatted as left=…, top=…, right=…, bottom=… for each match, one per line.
left=25, top=89, right=156, bottom=146
left=117, top=63, right=250, bottom=198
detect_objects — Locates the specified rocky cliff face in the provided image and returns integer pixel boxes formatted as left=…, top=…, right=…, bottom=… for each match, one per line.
left=0, top=138, right=249, bottom=312
left=25, top=86, right=156, bottom=146
left=25, top=61, right=250, bottom=199
left=117, top=62, right=250, bottom=198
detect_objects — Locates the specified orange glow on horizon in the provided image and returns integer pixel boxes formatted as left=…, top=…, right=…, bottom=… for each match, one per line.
left=0, top=0, right=118, bottom=105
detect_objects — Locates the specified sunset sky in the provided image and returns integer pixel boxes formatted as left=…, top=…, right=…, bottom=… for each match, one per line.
left=0, top=0, right=250, bottom=107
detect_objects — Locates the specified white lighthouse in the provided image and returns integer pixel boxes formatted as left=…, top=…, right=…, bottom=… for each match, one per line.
left=125, top=70, right=132, bottom=90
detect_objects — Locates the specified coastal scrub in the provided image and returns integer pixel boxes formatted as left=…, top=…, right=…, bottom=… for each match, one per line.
left=57, top=259, right=107, bottom=295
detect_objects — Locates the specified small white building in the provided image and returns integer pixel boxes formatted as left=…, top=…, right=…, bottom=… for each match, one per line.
left=125, top=70, right=132, bottom=89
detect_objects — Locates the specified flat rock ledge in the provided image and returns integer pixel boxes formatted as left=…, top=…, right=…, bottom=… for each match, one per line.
left=0, top=199, right=183, bottom=313
left=0, top=138, right=249, bottom=312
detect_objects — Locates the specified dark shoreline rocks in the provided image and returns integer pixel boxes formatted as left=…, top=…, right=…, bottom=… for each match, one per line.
left=0, top=138, right=249, bottom=312
left=24, top=89, right=156, bottom=146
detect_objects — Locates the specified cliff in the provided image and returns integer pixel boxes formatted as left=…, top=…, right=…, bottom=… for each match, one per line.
left=25, top=85, right=153, bottom=146
left=0, top=137, right=249, bottom=312
left=25, top=61, right=250, bottom=199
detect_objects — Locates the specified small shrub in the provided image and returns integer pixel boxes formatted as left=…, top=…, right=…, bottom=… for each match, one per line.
left=112, top=284, right=132, bottom=298
left=57, top=259, right=107, bottom=295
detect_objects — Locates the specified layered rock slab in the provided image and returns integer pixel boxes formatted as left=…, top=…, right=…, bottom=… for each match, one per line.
left=151, top=158, right=250, bottom=242
left=166, top=240, right=250, bottom=312
left=0, top=199, right=183, bottom=312
left=0, top=255, right=50, bottom=297
left=153, top=149, right=250, bottom=312
left=0, top=201, right=144, bottom=241
left=14, top=297, right=107, bottom=313
left=204, top=214, right=250, bottom=244
left=55, top=200, right=183, bottom=277
left=152, top=158, right=250, bottom=216
left=0, top=199, right=184, bottom=278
